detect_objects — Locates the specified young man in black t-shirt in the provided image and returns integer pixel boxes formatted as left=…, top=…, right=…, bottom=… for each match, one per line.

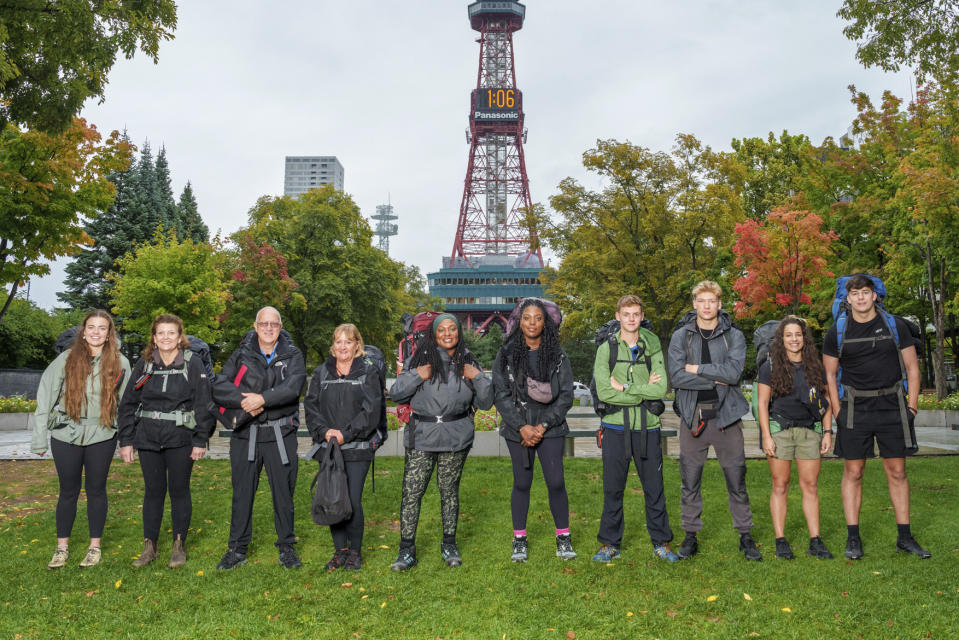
left=822, top=275, right=929, bottom=560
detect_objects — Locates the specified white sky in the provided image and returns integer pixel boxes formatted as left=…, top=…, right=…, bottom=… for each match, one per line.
left=25, top=0, right=911, bottom=309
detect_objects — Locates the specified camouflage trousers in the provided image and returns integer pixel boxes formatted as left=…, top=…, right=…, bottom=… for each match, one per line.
left=399, top=448, right=470, bottom=543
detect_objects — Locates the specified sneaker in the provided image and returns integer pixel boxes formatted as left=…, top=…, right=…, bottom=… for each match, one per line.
left=555, top=534, right=577, bottom=560
left=653, top=544, right=679, bottom=562
left=79, top=547, right=101, bottom=568
left=511, top=536, right=528, bottom=563
left=896, top=536, right=931, bottom=559
left=216, top=548, right=247, bottom=570
left=47, top=548, right=69, bottom=570
left=807, top=537, right=833, bottom=560
left=677, top=532, right=698, bottom=560
left=390, top=547, right=417, bottom=571
left=325, top=548, right=348, bottom=571
left=278, top=543, right=302, bottom=569
left=844, top=536, right=863, bottom=560
left=591, top=544, right=620, bottom=563
left=441, top=542, right=462, bottom=567
left=343, top=549, right=363, bottom=571
left=775, top=538, right=794, bottom=560
left=739, top=533, right=762, bottom=561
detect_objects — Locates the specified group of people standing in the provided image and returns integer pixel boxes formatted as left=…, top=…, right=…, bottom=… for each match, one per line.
left=31, top=275, right=930, bottom=571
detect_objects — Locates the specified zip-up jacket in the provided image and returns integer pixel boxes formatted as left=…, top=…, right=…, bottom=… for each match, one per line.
left=667, top=310, right=749, bottom=429
left=117, top=349, right=216, bottom=451
left=213, top=330, right=306, bottom=441
left=31, top=349, right=132, bottom=453
left=304, top=356, right=382, bottom=461
left=389, top=347, right=494, bottom=452
left=492, top=345, right=574, bottom=441
left=594, top=328, right=668, bottom=430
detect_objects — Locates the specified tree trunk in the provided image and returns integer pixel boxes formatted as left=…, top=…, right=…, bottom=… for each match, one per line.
left=924, top=242, right=948, bottom=399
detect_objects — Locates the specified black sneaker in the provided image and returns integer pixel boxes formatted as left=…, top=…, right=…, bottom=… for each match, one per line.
left=896, top=536, right=931, bottom=559
left=739, top=533, right=762, bottom=561
left=441, top=542, right=462, bottom=567
left=845, top=536, right=863, bottom=560
left=555, top=533, right=577, bottom=560
left=807, top=537, right=833, bottom=560
left=677, top=532, right=698, bottom=560
left=343, top=549, right=363, bottom=570
left=391, top=547, right=417, bottom=572
left=511, top=536, right=528, bottom=563
left=216, top=548, right=247, bottom=570
left=278, top=543, right=302, bottom=569
left=775, top=538, right=794, bottom=560
left=325, top=548, right=348, bottom=571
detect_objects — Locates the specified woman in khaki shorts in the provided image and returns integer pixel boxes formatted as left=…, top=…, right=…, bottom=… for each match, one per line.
left=756, top=316, right=834, bottom=561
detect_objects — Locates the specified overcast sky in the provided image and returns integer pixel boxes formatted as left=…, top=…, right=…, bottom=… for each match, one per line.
left=25, top=0, right=911, bottom=309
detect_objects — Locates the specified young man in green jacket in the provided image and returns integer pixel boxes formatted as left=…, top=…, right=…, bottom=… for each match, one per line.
left=592, top=295, right=677, bottom=563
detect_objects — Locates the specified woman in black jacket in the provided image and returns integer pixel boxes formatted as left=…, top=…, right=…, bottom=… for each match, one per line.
left=304, top=324, right=383, bottom=571
left=493, top=299, right=575, bottom=562
left=118, top=314, right=215, bottom=569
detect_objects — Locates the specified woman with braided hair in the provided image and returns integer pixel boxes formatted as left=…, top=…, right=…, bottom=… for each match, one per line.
left=492, top=298, right=575, bottom=562
left=388, top=313, right=493, bottom=571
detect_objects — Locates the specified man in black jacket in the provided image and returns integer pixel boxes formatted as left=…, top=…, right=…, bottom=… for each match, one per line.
left=214, top=307, right=307, bottom=569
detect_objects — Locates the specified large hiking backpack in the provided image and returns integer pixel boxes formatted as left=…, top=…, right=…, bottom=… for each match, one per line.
left=504, top=297, right=563, bottom=335
left=55, top=326, right=81, bottom=354
left=361, top=344, right=389, bottom=451
left=395, top=311, right=445, bottom=424
left=186, top=335, right=215, bottom=377
left=749, top=319, right=781, bottom=422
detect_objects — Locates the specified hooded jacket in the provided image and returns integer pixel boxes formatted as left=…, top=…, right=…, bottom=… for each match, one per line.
left=492, top=344, right=574, bottom=441
left=304, top=355, right=382, bottom=461
left=667, top=310, right=749, bottom=429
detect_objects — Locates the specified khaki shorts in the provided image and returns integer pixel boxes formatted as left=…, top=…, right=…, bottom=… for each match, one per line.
left=770, top=427, right=822, bottom=460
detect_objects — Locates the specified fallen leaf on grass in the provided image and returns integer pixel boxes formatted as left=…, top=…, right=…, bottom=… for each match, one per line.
left=341, top=583, right=353, bottom=588
left=380, top=602, right=387, bottom=608
left=781, top=607, right=792, bottom=613
left=85, top=591, right=96, bottom=597
left=665, top=611, right=677, bottom=618
left=706, top=595, right=718, bottom=602
left=872, top=571, right=881, bottom=576
left=115, top=579, right=122, bottom=589
left=842, top=591, right=849, bottom=597
left=566, top=632, right=576, bottom=639
left=379, top=545, right=389, bottom=549
left=361, top=595, right=368, bottom=600
left=708, top=617, right=720, bottom=623
left=743, top=593, right=752, bottom=601
left=196, top=571, right=204, bottom=576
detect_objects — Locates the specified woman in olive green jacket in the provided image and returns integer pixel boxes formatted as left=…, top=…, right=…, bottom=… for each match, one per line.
left=32, top=310, right=131, bottom=569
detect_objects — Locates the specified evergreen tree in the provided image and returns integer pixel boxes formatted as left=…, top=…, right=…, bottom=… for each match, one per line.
left=154, top=145, right=179, bottom=234
left=132, top=141, right=161, bottom=234
left=177, top=181, right=208, bottom=243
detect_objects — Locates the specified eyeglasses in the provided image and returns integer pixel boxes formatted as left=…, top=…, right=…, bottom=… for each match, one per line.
left=256, top=321, right=281, bottom=329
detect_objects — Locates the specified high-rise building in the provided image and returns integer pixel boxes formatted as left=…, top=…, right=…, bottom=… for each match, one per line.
left=283, top=156, right=344, bottom=196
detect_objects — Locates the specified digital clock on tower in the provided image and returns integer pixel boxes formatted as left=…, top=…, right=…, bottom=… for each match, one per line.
left=472, top=87, right=523, bottom=121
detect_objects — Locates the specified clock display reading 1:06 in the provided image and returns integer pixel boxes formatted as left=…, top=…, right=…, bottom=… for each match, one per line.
left=472, top=87, right=522, bottom=121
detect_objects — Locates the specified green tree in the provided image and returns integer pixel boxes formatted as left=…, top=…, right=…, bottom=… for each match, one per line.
left=0, top=118, right=129, bottom=324
left=177, top=182, right=208, bottom=243
left=0, top=297, right=59, bottom=368
left=730, top=131, right=812, bottom=220
left=0, top=1, right=177, bottom=132
left=462, top=323, right=503, bottom=370
left=154, top=145, right=178, bottom=232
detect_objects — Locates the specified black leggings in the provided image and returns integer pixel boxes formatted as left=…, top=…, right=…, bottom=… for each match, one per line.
left=50, top=437, right=116, bottom=539
left=330, top=458, right=371, bottom=552
left=506, top=437, right=569, bottom=531
left=139, top=445, right=195, bottom=540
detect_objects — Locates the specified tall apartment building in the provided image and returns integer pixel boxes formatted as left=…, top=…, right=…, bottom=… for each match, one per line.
left=283, top=156, right=345, bottom=196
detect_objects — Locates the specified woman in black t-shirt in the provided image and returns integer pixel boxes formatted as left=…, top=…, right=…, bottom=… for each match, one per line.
left=756, top=316, right=834, bottom=560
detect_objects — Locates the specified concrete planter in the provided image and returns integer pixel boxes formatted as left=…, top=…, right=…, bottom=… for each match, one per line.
left=915, top=409, right=959, bottom=429
left=377, top=428, right=506, bottom=457
left=0, top=412, right=32, bottom=431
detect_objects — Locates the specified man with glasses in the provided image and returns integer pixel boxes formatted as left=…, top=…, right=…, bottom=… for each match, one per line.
left=214, top=307, right=307, bottom=570
left=668, top=281, right=758, bottom=560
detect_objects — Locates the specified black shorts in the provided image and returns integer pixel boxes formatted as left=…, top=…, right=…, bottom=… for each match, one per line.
left=835, top=406, right=915, bottom=459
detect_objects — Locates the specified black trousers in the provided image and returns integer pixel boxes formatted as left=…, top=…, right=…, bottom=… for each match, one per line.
left=505, top=437, right=569, bottom=531
left=51, top=436, right=116, bottom=539
left=228, top=432, right=298, bottom=553
left=330, top=458, right=371, bottom=552
left=138, top=445, right=194, bottom=541
left=597, top=428, right=673, bottom=547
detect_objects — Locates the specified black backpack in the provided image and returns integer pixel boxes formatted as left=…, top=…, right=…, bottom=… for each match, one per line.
left=186, top=335, right=215, bottom=377
left=588, top=319, right=663, bottom=417
left=361, top=344, right=389, bottom=450
left=310, top=441, right=352, bottom=526
left=55, top=326, right=81, bottom=354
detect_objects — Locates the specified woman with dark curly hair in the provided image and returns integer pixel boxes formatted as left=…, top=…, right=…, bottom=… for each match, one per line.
left=388, top=313, right=493, bottom=571
left=756, top=316, right=834, bottom=560
left=492, top=298, right=575, bottom=562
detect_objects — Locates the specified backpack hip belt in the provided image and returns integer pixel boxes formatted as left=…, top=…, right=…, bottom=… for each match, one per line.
left=247, top=416, right=295, bottom=465
left=408, top=411, right=472, bottom=449
left=135, top=408, right=197, bottom=430
left=840, top=381, right=914, bottom=449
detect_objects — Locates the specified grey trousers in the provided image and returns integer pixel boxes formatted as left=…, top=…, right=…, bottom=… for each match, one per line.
left=678, top=419, right=754, bottom=535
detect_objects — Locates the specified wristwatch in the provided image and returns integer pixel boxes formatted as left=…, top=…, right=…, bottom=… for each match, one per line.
left=823, top=429, right=834, bottom=434
left=622, top=383, right=630, bottom=391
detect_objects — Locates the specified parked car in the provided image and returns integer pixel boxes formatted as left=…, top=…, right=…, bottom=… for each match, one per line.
left=572, top=381, right=591, bottom=405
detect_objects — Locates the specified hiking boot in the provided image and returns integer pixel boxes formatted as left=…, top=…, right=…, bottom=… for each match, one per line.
left=677, top=532, right=698, bottom=560
left=278, top=543, right=302, bottom=569
left=511, top=536, right=528, bottom=563
left=555, top=534, right=577, bottom=560
left=132, top=539, right=157, bottom=568
left=390, top=547, right=417, bottom=571
left=896, top=536, right=931, bottom=559
left=739, top=533, right=762, bottom=561
left=216, top=548, right=247, bottom=570
left=653, top=544, right=679, bottom=562
left=168, top=535, right=187, bottom=569
left=47, top=547, right=69, bottom=570
left=844, top=536, right=863, bottom=560
left=441, top=542, right=462, bottom=567
left=807, top=537, right=833, bottom=560
left=591, top=544, right=620, bottom=563
left=343, top=549, right=363, bottom=571
left=325, top=548, right=348, bottom=571
left=79, top=547, right=101, bottom=568
left=775, top=538, right=794, bottom=560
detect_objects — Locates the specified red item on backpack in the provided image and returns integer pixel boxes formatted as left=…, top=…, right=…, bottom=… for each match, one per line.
left=394, top=311, right=445, bottom=424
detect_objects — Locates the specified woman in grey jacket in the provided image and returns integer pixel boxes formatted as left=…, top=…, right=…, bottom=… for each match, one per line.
left=31, top=310, right=131, bottom=569
left=389, top=313, right=493, bottom=570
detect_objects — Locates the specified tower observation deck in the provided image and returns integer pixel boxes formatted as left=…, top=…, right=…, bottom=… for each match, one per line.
left=372, top=203, right=398, bottom=254
left=428, top=0, right=544, bottom=333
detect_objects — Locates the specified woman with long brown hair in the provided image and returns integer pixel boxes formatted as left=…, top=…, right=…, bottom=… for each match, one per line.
left=32, top=310, right=131, bottom=569
left=756, top=316, right=834, bottom=561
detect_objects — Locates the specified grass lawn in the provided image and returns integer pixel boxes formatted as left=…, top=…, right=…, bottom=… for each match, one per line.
left=1, top=454, right=956, bottom=639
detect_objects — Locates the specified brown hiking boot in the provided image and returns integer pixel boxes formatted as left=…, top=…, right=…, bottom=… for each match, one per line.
left=132, top=539, right=157, bottom=567
left=168, top=535, right=187, bottom=569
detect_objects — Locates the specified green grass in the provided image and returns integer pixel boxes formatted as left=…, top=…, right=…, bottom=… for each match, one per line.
left=1, top=455, right=957, bottom=639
